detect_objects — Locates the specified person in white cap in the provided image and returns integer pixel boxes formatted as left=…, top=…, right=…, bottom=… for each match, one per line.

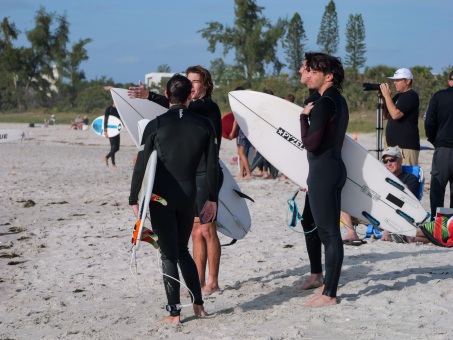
left=379, top=68, right=420, bottom=166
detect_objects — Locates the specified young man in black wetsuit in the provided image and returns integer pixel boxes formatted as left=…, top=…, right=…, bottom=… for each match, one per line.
left=300, top=53, right=349, bottom=307
left=128, top=66, right=223, bottom=295
left=103, top=102, right=121, bottom=168
left=129, top=74, right=219, bottom=323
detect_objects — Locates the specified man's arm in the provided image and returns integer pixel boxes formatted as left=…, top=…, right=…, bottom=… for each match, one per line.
left=424, top=94, right=438, bottom=144
left=380, top=83, right=404, bottom=120
left=128, top=80, right=170, bottom=108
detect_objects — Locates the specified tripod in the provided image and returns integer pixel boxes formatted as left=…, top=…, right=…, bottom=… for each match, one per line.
left=369, top=97, right=384, bottom=159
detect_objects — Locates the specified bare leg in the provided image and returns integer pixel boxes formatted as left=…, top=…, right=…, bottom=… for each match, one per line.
left=237, top=145, right=252, bottom=179
left=191, top=218, right=207, bottom=287
left=296, top=273, right=323, bottom=290
left=199, top=221, right=221, bottom=294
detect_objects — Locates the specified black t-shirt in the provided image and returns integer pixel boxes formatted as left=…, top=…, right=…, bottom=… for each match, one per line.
left=397, top=171, right=419, bottom=198
left=385, top=89, right=420, bottom=150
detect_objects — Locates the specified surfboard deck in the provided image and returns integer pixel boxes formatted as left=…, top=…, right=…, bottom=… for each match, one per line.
left=91, top=115, right=123, bottom=137
left=0, top=130, right=25, bottom=143
left=111, top=88, right=252, bottom=240
left=228, top=90, right=429, bottom=237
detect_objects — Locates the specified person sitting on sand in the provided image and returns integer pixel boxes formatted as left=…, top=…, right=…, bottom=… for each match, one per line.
left=70, top=115, right=83, bottom=130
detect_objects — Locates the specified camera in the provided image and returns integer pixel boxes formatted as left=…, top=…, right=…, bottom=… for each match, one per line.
left=363, top=83, right=381, bottom=91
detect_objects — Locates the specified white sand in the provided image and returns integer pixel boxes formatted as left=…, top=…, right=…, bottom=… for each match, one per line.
left=1, top=123, right=452, bottom=339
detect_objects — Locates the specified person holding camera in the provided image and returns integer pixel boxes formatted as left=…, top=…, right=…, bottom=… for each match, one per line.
left=379, top=68, right=420, bottom=166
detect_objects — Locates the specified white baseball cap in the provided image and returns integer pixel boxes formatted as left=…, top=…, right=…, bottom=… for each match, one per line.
left=388, top=68, right=413, bottom=80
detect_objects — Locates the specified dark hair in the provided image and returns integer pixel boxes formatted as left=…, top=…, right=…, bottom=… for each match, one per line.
left=285, top=94, right=295, bottom=103
left=234, top=86, right=246, bottom=91
left=449, top=70, right=453, bottom=80
left=166, top=74, right=192, bottom=104
left=185, top=65, right=214, bottom=97
left=305, top=52, right=345, bottom=92
left=263, top=88, right=274, bottom=95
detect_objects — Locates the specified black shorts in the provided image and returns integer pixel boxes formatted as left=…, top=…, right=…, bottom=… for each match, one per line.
left=194, top=167, right=224, bottom=221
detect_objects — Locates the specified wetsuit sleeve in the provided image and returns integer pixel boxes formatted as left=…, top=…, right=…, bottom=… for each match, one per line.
left=424, top=94, right=438, bottom=144
left=205, top=125, right=219, bottom=202
left=147, top=91, right=170, bottom=108
left=104, top=107, right=110, bottom=131
left=300, top=97, right=335, bottom=152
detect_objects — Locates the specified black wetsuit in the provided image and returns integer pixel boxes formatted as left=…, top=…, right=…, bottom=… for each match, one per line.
left=300, top=90, right=323, bottom=275
left=104, top=106, right=121, bottom=165
left=129, top=105, right=219, bottom=314
left=300, top=86, right=349, bottom=298
left=147, top=92, right=223, bottom=220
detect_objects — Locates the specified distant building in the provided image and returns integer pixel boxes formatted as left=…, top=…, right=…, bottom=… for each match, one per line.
left=145, top=72, right=175, bottom=91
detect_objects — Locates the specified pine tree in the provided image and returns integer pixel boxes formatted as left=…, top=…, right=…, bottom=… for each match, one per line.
left=345, top=14, right=366, bottom=70
left=283, top=12, right=307, bottom=80
left=316, top=0, right=339, bottom=55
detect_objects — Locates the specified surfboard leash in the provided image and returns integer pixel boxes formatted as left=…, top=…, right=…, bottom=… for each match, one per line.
left=286, top=189, right=317, bottom=235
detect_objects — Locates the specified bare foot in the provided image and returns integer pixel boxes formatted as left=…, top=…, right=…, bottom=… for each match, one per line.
left=381, top=230, right=392, bottom=242
left=305, top=287, right=323, bottom=303
left=242, top=175, right=253, bottom=180
left=279, top=174, right=287, bottom=180
left=104, top=157, right=109, bottom=167
left=158, top=315, right=181, bottom=323
left=112, top=164, right=117, bottom=168
left=193, top=304, right=206, bottom=317
left=296, top=275, right=323, bottom=291
left=262, top=173, right=273, bottom=179
left=304, top=294, right=337, bottom=307
left=252, top=170, right=263, bottom=177
left=202, top=285, right=220, bottom=295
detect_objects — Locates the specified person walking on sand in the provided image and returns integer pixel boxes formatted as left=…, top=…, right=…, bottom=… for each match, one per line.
left=128, top=65, right=223, bottom=295
left=129, top=74, right=218, bottom=323
left=103, top=102, right=121, bottom=168
left=300, top=53, right=349, bottom=307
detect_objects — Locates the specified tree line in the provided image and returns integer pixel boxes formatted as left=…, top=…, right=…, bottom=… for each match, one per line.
left=1, top=1, right=451, bottom=116
left=0, top=7, right=132, bottom=113
left=202, top=0, right=451, bottom=114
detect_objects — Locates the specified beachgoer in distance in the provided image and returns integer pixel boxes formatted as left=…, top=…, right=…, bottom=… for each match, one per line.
left=128, top=65, right=223, bottom=295
left=129, top=74, right=218, bottom=323
left=300, top=53, right=349, bottom=307
left=380, top=68, right=420, bottom=166
left=424, top=70, right=453, bottom=220
left=103, top=102, right=121, bottom=168
left=228, top=86, right=253, bottom=180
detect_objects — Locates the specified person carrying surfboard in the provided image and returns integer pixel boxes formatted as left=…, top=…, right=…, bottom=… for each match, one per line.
left=300, top=52, right=349, bottom=307
left=128, top=65, right=224, bottom=296
left=103, top=102, right=121, bottom=168
left=129, top=74, right=219, bottom=323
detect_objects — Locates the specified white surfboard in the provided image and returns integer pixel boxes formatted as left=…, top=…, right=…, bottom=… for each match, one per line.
left=228, top=90, right=429, bottom=237
left=136, top=150, right=158, bottom=250
left=111, top=88, right=252, bottom=240
left=0, top=130, right=25, bottom=143
left=91, top=115, right=123, bottom=137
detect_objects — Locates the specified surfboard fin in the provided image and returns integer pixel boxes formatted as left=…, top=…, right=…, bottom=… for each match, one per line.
left=221, top=239, right=237, bottom=247
left=132, top=221, right=159, bottom=249
left=232, top=188, right=254, bottom=202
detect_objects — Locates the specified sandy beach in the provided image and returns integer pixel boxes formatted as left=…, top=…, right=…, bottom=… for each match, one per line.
left=1, top=122, right=452, bottom=339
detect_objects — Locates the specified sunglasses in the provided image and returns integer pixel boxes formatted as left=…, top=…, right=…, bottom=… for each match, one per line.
left=382, top=157, right=397, bottom=164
